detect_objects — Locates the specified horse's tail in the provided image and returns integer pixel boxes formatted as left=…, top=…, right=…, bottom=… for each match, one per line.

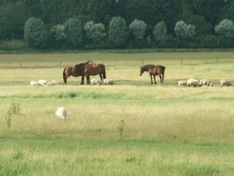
left=161, top=66, right=166, bottom=83
left=162, top=66, right=166, bottom=76
left=63, top=68, right=67, bottom=84
left=102, top=64, right=106, bottom=79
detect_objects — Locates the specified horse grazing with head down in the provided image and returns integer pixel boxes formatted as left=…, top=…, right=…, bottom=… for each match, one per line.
left=140, top=64, right=166, bottom=85
left=63, top=60, right=93, bottom=84
left=84, top=62, right=106, bottom=84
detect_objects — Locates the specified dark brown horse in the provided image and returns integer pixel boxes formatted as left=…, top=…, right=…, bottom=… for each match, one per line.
left=63, top=60, right=93, bottom=84
left=84, top=62, right=106, bottom=84
left=140, top=64, right=166, bottom=84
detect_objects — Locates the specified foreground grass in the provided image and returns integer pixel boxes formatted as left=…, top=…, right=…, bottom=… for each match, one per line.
left=1, top=138, right=234, bottom=176
left=0, top=52, right=234, bottom=175
left=1, top=85, right=234, bottom=175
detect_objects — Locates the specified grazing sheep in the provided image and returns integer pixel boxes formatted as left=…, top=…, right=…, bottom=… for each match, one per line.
left=187, top=78, right=200, bottom=87
left=220, top=79, right=232, bottom=86
left=178, top=80, right=187, bottom=86
left=46, top=81, right=54, bottom=86
left=51, top=80, right=59, bottom=85
left=199, top=79, right=213, bottom=86
left=103, top=78, right=115, bottom=85
left=91, top=79, right=103, bottom=85
left=30, top=81, right=38, bottom=86
left=38, top=79, right=47, bottom=86
left=56, top=107, right=67, bottom=120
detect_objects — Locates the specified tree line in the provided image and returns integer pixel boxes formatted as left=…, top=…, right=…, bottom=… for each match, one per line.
left=0, top=0, right=234, bottom=50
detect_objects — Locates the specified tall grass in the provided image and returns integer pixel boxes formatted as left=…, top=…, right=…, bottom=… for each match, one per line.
left=0, top=85, right=233, bottom=145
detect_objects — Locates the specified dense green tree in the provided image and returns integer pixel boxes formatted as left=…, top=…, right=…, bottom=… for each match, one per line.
left=108, top=16, right=128, bottom=48
left=215, top=19, right=234, bottom=38
left=129, top=19, right=147, bottom=40
left=41, top=0, right=84, bottom=24
left=0, top=0, right=234, bottom=49
left=192, top=0, right=227, bottom=25
left=24, top=0, right=42, bottom=18
left=221, top=1, right=234, bottom=22
left=83, top=21, right=106, bottom=48
left=64, top=18, right=83, bottom=49
left=153, top=21, right=168, bottom=47
left=0, top=2, right=28, bottom=39
left=24, top=17, right=48, bottom=49
left=86, top=0, right=115, bottom=25
left=49, top=24, right=66, bottom=49
left=84, top=21, right=105, bottom=41
left=174, top=20, right=196, bottom=40
left=124, top=0, right=168, bottom=25
left=187, top=15, right=213, bottom=35
left=50, top=24, right=65, bottom=41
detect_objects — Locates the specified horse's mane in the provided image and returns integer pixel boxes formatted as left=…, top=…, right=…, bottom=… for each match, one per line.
left=75, top=60, right=94, bottom=67
left=141, top=64, right=156, bottom=69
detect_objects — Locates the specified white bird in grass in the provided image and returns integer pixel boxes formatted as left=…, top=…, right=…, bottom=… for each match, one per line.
left=56, top=107, right=67, bottom=120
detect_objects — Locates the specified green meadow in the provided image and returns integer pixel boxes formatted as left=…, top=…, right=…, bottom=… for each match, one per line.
left=0, top=51, right=234, bottom=175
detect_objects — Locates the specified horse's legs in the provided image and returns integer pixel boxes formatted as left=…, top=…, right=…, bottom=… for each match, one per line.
left=80, top=75, right=85, bottom=85
left=159, top=75, right=162, bottom=84
left=153, top=75, right=156, bottom=84
left=161, top=74, right=164, bottom=84
left=159, top=74, right=164, bottom=84
left=150, top=74, right=153, bottom=84
left=86, top=75, right=90, bottom=85
left=99, top=74, right=102, bottom=80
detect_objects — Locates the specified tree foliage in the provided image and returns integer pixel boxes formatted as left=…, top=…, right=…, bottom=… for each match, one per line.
left=0, top=0, right=234, bottom=49
left=108, top=16, right=128, bottom=48
left=129, top=19, right=147, bottom=40
left=64, top=18, right=83, bottom=49
left=0, top=2, right=28, bottom=39
left=84, top=21, right=105, bottom=41
left=174, top=20, right=196, bottom=40
left=153, top=21, right=168, bottom=46
left=50, top=24, right=65, bottom=41
left=24, top=17, right=48, bottom=49
left=215, top=19, right=234, bottom=38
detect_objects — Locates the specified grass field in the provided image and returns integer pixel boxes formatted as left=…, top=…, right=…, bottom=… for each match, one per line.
left=0, top=51, right=234, bottom=175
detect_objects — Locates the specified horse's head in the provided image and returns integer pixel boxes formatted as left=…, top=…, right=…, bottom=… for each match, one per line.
left=139, top=67, right=144, bottom=76
left=87, top=60, right=94, bottom=65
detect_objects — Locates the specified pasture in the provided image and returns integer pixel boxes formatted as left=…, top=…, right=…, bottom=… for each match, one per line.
left=0, top=51, right=234, bottom=175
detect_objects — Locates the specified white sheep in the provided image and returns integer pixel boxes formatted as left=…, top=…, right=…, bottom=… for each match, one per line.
left=187, top=78, right=200, bottom=87
left=220, top=79, right=232, bottom=86
left=46, top=81, right=54, bottom=86
left=91, top=78, right=103, bottom=85
left=30, top=81, right=38, bottom=86
left=51, top=80, right=59, bottom=85
left=56, top=107, right=67, bottom=120
left=38, top=79, right=47, bottom=86
left=178, top=80, right=187, bottom=86
left=103, top=78, right=115, bottom=85
left=199, top=79, right=213, bottom=86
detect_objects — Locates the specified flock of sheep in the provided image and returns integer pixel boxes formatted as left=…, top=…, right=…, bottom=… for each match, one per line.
left=30, top=80, right=60, bottom=86
left=90, top=78, right=114, bottom=85
left=30, top=78, right=232, bottom=87
left=178, top=78, right=233, bottom=87
left=30, top=78, right=115, bottom=86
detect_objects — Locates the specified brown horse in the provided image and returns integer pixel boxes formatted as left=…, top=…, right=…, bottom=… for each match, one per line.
left=63, top=60, right=93, bottom=84
left=84, top=62, right=106, bottom=84
left=140, top=64, right=166, bottom=84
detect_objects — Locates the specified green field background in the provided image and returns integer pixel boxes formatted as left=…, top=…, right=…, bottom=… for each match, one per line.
left=0, top=52, right=234, bottom=175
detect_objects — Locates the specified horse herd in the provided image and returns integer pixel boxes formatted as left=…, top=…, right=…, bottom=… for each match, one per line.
left=63, top=60, right=232, bottom=87
left=63, top=60, right=106, bottom=85
left=63, top=60, right=166, bottom=85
